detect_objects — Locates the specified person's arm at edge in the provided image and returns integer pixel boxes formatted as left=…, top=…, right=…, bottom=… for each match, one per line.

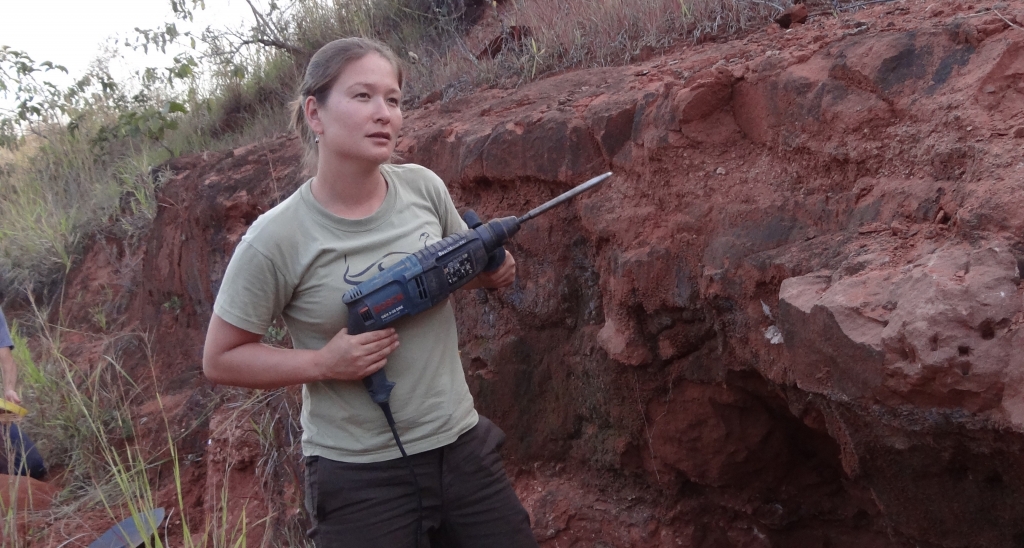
left=202, top=314, right=400, bottom=389
left=1, top=346, right=20, bottom=404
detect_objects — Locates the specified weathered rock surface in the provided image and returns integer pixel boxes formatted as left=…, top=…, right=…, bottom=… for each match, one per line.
left=38, top=0, right=1024, bottom=545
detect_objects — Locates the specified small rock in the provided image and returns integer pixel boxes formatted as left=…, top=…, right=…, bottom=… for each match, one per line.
left=716, top=167, right=727, bottom=175
left=858, top=222, right=888, bottom=234
left=775, top=3, right=808, bottom=29
left=764, top=325, right=785, bottom=344
left=421, top=90, right=442, bottom=105
left=984, top=85, right=996, bottom=93
left=1012, top=126, right=1024, bottom=138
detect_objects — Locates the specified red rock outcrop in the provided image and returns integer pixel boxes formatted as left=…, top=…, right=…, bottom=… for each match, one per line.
left=45, top=0, right=1024, bottom=546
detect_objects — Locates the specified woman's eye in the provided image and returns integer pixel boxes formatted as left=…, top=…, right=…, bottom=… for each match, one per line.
left=355, top=92, right=370, bottom=99
left=387, top=98, right=400, bottom=106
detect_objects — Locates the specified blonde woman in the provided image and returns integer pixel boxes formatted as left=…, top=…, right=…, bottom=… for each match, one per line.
left=203, top=38, right=537, bottom=547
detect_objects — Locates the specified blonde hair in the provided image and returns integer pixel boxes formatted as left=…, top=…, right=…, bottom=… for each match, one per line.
left=291, top=37, right=404, bottom=173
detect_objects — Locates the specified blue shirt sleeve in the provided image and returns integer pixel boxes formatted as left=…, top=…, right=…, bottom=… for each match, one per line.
left=0, top=308, right=13, bottom=349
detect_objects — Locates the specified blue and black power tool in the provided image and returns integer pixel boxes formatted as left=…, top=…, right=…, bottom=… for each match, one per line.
left=342, top=171, right=612, bottom=406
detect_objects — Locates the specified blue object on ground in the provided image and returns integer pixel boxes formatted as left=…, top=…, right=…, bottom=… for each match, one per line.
left=88, top=508, right=166, bottom=548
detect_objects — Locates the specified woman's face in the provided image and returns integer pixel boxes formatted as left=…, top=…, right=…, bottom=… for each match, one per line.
left=308, top=52, right=403, bottom=167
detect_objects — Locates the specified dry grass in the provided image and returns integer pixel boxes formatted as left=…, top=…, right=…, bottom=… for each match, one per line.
left=0, top=122, right=161, bottom=301
left=0, top=300, right=309, bottom=546
left=413, top=0, right=782, bottom=92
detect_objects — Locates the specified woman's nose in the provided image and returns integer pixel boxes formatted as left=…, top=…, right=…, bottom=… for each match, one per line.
left=373, top=97, right=392, bottom=123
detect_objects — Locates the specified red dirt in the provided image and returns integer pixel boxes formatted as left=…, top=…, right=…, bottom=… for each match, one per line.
left=10, top=0, right=1024, bottom=545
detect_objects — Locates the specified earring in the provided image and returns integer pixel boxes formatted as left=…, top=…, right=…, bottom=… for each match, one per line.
left=315, top=135, right=320, bottom=144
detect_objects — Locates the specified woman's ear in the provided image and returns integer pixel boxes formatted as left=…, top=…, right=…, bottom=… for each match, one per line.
left=305, top=95, right=324, bottom=136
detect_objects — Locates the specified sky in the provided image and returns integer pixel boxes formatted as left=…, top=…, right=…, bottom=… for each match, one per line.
left=0, top=0, right=255, bottom=88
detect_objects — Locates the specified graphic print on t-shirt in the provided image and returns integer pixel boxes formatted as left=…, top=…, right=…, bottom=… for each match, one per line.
left=342, top=231, right=435, bottom=285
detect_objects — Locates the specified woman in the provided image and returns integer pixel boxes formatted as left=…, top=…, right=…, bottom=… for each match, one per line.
left=202, top=37, right=537, bottom=547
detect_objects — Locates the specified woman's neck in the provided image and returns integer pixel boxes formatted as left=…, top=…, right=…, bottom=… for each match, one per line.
left=311, top=157, right=388, bottom=219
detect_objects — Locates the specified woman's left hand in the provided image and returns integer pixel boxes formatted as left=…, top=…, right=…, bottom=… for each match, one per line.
left=476, top=250, right=516, bottom=289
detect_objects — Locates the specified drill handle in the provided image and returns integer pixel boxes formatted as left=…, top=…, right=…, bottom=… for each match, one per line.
left=462, top=210, right=507, bottom=272
left=346, top=323, right=396, bottom=404
left=363, top=369, right=396, bottom=404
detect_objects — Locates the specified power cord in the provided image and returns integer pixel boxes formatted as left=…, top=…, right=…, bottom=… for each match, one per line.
left=377, top=401, right=424, bottom=548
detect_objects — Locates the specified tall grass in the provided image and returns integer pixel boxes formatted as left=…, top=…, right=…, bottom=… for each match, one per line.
left=0, top=300, right=308, bottom=547
left=0, top=118, right=162, bottom=301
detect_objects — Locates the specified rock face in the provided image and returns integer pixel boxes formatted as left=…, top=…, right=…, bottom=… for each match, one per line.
left=51, top=0, right=1024, bottom=546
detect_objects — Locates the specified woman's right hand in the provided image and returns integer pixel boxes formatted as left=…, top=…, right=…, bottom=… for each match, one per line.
left=316, top=328, right=400, bottom=381
left=3, top=388, right=20, bottom=405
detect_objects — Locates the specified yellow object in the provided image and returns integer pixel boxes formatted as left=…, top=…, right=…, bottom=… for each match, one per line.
left=0, top=398, right=28, bottom=417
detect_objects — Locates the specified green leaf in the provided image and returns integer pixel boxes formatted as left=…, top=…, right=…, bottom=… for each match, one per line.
left=167, top=101, right=188, bottom=114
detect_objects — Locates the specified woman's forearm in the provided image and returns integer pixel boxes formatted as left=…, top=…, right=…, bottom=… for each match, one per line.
left=202, top=313, right=398, bottom=389
left=204, top=341, right=326, bottom=389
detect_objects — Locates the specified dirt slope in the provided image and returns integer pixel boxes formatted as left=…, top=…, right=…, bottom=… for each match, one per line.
left=34, top=0, right=1024, bottom=545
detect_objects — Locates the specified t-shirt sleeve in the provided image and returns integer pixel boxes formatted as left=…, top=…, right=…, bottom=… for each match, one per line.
left=425, top=169, right=468, bottom=237
left=0, top=309, right=13, bottom=349
left=213, top=239, right=291, bottom=335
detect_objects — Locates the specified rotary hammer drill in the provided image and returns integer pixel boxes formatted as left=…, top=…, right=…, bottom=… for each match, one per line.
left=342, top=171, right=612, bottom=407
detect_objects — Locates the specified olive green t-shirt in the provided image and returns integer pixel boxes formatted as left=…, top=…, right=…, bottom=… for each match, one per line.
left=213, top=163, right=478, bottom=463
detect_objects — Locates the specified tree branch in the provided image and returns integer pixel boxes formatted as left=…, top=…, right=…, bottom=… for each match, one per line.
left=237, top=38, right=308, bottom=58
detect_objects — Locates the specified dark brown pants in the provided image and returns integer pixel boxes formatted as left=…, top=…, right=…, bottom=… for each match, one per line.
left=305, top=415, right=538, bottom=548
